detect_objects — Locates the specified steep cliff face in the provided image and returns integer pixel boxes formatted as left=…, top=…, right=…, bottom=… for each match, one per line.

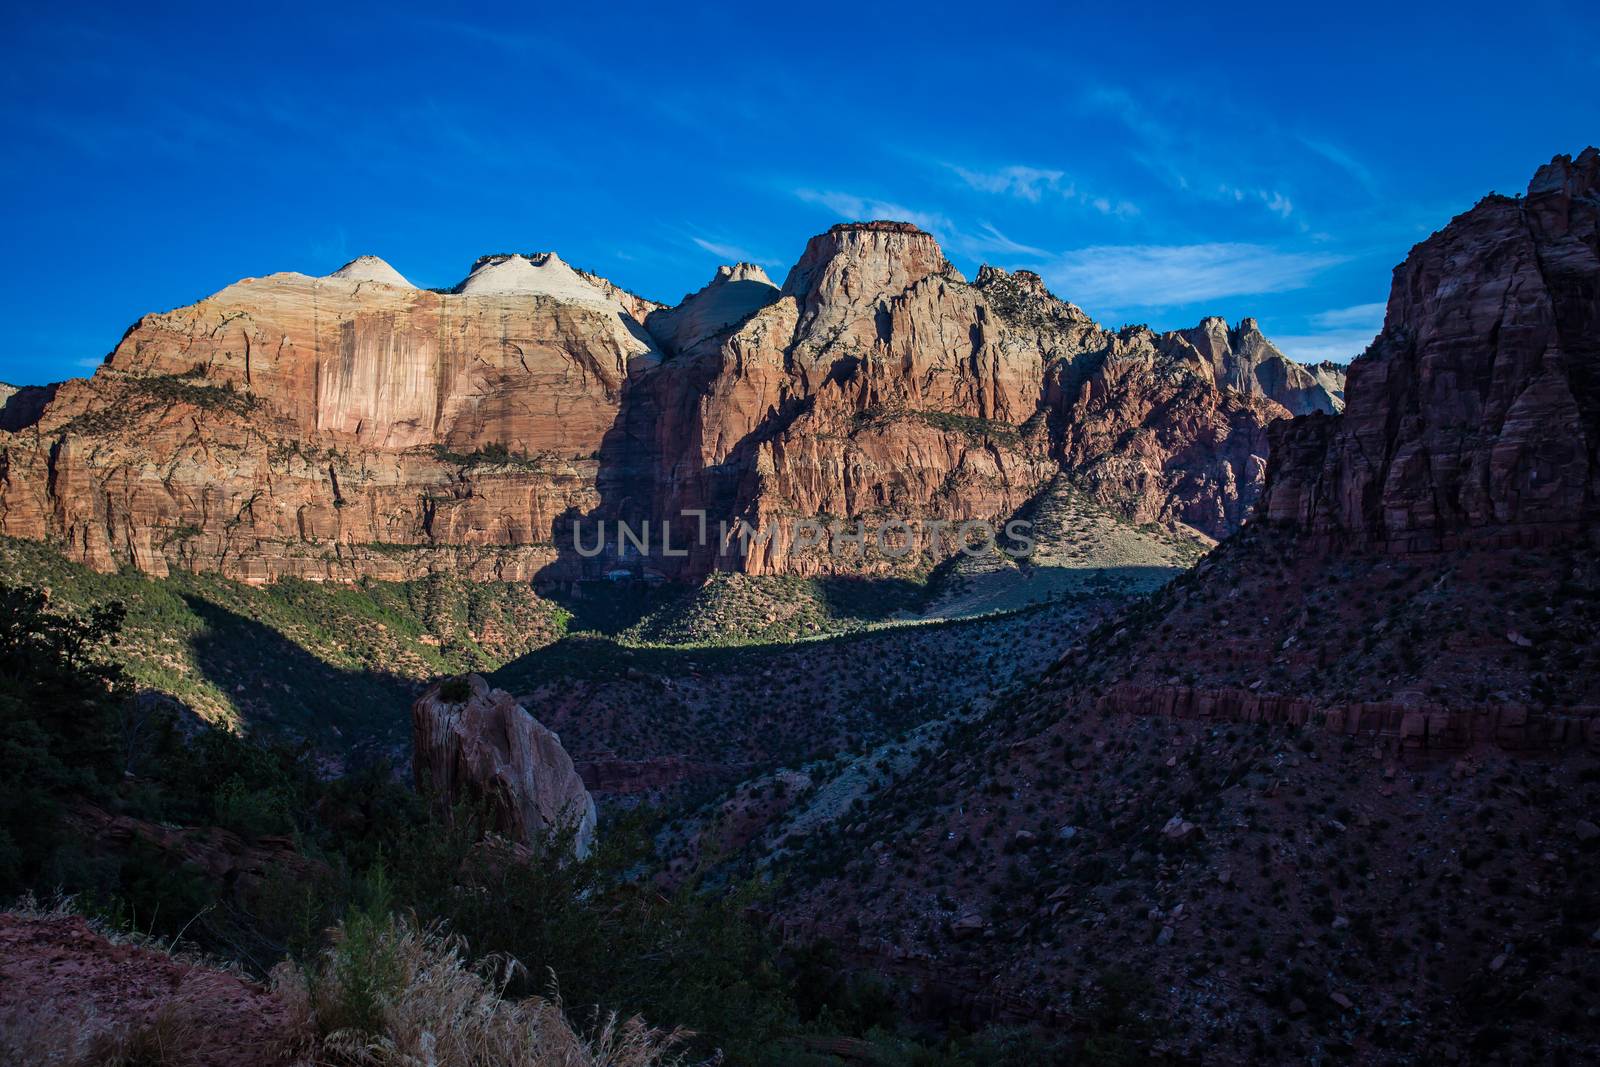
left=1264, top=147, right=1600, bottom=549
left=100, top=255, right=657, bottom=454
left=0, top=255, right=658, bottom=582
left=1044, top=147, right=1600, bottom=735
left=1090, top=148, right=1600, bottom=731
left=0, top=227, right=1335, bottom=582
left=1043, top=323, right=1282, bottom=536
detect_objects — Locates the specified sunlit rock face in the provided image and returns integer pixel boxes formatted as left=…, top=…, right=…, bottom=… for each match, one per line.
left=412, top=673, right=597, bottom=859
left=0, top=222, right=1340, bottom=583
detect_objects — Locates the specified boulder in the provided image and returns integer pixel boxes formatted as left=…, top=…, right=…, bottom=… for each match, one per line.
left=1160, top=815, right=1203, bottom=843
left=950, top=913, right=988, bottom=940
left=412, top=674, right=597, bottom=859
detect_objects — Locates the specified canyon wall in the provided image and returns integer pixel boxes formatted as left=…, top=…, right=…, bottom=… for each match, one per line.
left=0, top=224, right=1343, bottom=583
left=1263, top=147, right=1600, bottom=551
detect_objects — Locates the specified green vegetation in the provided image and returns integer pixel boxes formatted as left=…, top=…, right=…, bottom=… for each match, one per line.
left=133, top=372, right=261, bottom=415
left=852, top=407, right=1022, bottom=446
left=432, top=441, right=563, bottom=470
left=621, top=572, right=930, bottom=647
left=0, top=538, right=569, bottom=743
left=1, top=583, right=1099, bottom=1063
left=0, top=584, right=129, bottom=894
left=64, top=371, right=261, bottom=435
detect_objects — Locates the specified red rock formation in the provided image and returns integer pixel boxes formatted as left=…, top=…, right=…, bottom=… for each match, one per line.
left=412, top=673, right=597, bottom=857
left=0, top=229, right=1335, bottom=582
left=1054, top=148, right=1600, bottom=749
left=1175, top=316, right=1345, bottom=415
left=1263, top=147, right=1600, bottom=550
left=1046, top=323, right=1282, bottom=536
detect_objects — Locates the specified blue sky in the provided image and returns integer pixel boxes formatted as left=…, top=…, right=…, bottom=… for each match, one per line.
left=2, top=1, right=1596, bottom=385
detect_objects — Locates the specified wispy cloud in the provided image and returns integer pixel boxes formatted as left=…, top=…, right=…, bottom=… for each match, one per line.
left=1219, top=186, right=1294, bottom=219
left=1270, top=329, right=1379, bottom=365
left=962, top=223, right=1049, bottom=258
left=692, top=236, right=761, bottom=262
left=793, top=188, right=1050, bottom=262
left=1040, top=243, right=1345, bottom=309
left=1310, top=301, right=1386, bottom=329
left=1084, top=86, right=1172, bottom=153
left=1299, top=137, right=1378, bottom=196
left=1272, top=301, right=1387, bottom=364
left=949, top=164, right=1064, bottom=202
left=949, top=162, right=1138, bottom=217
left=794, top=189, right=954, bottom=238
left=1083, top=84, right=1315, bottom=224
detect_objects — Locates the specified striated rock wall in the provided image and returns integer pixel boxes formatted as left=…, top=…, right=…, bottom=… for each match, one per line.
left=1, top=226, right=1338, bottom=583
left=1263, top=147, right=1600, bottom=551
left=1074, top=149, right=1600, bottom=752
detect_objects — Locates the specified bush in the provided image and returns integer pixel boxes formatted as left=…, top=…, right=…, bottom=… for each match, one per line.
left=212, top=775, right=296, bottom=838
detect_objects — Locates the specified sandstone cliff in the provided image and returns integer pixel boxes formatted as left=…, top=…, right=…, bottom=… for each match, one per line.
left=1263, top=147, right=1600, bottom=550
left=0, top=228, right=1336, bottom=583
left=1076, top=147, right=1600, bottom=739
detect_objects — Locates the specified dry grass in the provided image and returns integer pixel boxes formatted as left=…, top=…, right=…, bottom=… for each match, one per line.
left=77, top=1002, right=209, bottom=1066
left=274, top=913, right=687, bottom=1067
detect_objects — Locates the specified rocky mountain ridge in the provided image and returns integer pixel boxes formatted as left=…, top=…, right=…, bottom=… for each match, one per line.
left=0, top=222, right=1343, bottom=584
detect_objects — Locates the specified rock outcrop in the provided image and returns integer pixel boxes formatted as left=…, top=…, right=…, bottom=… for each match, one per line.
left=1175, top=316, right=1345, bottom=415
left=647, top=262, right=779, bottom=357
left=766, top=154, right=1600, bottom=1065
left=0, top=225, right=1339, bottom=582
left=0, top=381, right=55, bottom=431
left=1263, top=146, right=1600, bottom=550
left=1048, top=148, right=1600, bottom=737
left=411, top=674, right=597, bottom=858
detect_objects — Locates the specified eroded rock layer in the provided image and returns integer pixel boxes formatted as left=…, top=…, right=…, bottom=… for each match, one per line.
left=1, top=231, right=1341, bottom=582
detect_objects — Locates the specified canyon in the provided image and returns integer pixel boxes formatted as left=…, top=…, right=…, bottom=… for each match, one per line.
left=3, top=135, right=1597, bottom=1066
left=768, top=147, right=1600, bottom=1062
left=0, top=223, right=1343, bottom=585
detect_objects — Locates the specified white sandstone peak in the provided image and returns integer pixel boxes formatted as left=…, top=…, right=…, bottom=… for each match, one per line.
left=711, top=262, right=775, bottom=287
left=456, top=252, right=612, bottom=305
left=326, top=255, right=414, bottom=288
